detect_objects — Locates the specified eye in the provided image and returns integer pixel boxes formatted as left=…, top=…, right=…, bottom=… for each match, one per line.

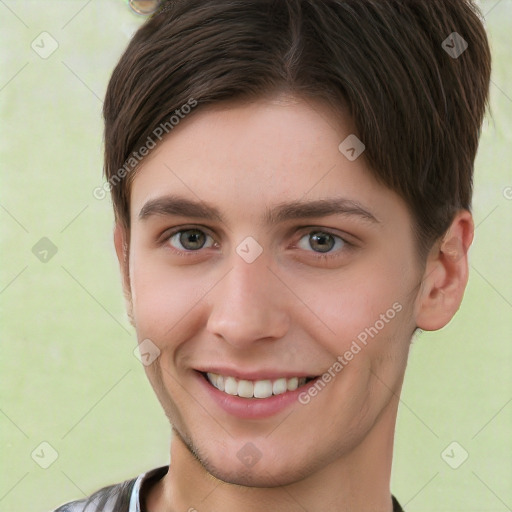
left=296, top=230, right=346, bottom=254
left=167, top=228, right=216, bottom=252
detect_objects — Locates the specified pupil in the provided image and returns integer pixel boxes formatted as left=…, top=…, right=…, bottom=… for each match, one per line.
left=310, top=232, right=334, bottom=253
left=181, top=230, right=205, bottom=250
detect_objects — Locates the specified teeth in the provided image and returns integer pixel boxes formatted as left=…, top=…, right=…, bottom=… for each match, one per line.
left=287, top=377, right=298, bottom=391
left=206, top=373, right=307, bottom=399
left=224, top=376, right=238, bottom=395
left=272, top=378, right=287, bottom=395
left=254, top=380, right=272, bottom=398
left=238, top=379, right=254, bottom=398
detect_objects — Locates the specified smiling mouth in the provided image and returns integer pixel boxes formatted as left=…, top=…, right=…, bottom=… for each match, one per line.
left=202, top=372, right=317, bottom=399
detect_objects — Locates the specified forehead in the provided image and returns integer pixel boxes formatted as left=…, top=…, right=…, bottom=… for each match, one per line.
left=129, top=95, right=406, bottom=226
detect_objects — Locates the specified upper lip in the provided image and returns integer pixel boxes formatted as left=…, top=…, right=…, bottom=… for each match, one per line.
left=195, top=367, right=317, bottom=381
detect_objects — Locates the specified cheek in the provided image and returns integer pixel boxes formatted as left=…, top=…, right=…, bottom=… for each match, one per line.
left=292, top=258, right=414, bottom=357
left=129, top=255, right=206, bottom=345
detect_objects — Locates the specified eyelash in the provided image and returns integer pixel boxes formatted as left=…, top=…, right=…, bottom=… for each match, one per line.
left=160, top=226, right=353, bottom=261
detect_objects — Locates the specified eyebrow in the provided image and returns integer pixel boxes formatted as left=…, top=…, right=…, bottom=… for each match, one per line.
left=138, top=194, right=380, bottom=225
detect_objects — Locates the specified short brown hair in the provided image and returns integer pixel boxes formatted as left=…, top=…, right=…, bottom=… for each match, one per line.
left=103, top=0, right=491, bottom=257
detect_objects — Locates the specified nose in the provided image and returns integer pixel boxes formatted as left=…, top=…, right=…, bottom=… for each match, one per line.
left=206, top=252, right=290, bottom=349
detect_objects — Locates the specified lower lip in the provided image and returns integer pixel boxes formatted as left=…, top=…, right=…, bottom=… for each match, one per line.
left=196, top=371, right=317, bottom=420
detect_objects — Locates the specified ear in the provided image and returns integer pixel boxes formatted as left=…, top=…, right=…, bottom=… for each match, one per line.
left=114, top=223, right=135, bottom=327
left=414, top=210, right=474, bottom=331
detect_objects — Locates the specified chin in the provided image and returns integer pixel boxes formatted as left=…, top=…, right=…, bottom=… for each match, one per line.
left=202, top=460, right=310, bottom=488
left=177, top=430, right=313, bottom=488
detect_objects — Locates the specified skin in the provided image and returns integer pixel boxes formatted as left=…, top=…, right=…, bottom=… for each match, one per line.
left=114, top=94, right=474, bottom=512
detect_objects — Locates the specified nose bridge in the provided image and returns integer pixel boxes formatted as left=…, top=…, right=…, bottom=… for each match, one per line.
left=206, top=251, right=289, bottom=346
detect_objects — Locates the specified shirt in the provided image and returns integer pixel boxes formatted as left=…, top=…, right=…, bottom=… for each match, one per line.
left=53, top=466, right=405, bottom=511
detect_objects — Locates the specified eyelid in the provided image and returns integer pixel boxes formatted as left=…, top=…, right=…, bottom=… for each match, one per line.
left=287, top=229, right=357, bottom=267
left=295, top=231, right=346, bottom=252
left=291, top=226, right=358, bottom=247
left=160, top=224, right=215, bottom=242
left=160, top=225, right=218, bottom=253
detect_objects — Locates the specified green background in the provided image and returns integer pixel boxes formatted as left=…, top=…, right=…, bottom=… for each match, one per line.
left=1, top=1, right=511, bottom=510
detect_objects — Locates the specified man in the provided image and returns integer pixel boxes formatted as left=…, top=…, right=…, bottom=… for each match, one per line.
left=54, top=0, right=491, bottom=510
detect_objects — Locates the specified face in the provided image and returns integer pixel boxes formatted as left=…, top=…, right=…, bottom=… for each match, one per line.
left=122, top=95, right=421, bottom=487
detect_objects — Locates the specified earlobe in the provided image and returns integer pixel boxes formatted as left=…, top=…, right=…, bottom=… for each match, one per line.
left=415, top=210, right=474, bottom=331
